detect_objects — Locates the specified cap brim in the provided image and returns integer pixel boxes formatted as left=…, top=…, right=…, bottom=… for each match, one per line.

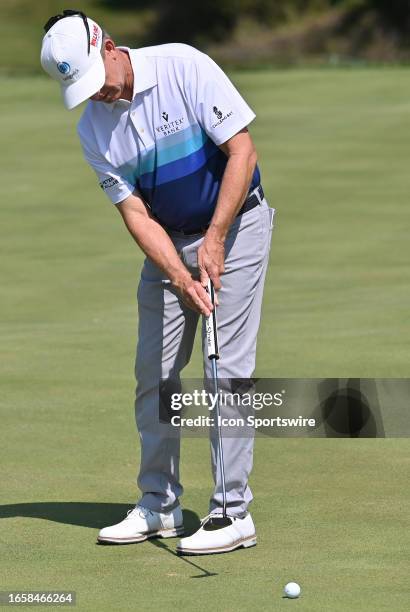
left=61, top=56, right=106, bottom=110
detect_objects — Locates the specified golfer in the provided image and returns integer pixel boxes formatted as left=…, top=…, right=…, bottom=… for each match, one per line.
left=41, top=10, right=275, bottom=555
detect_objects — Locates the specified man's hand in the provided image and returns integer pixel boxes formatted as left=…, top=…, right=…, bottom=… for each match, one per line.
left=118, top=191, right=213, bottom=316
left=197, top=127, right=258, bottom=294
left=172, top=271, right=213, bottom=316
left=197, top=233, right=225, bottom=292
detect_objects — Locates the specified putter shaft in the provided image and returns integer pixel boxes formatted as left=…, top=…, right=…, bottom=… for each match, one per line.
left=206, top=280, right=227, bottom=519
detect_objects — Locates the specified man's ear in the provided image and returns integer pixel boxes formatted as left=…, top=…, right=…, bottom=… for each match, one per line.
left=103, top=38, right=116, bottom=55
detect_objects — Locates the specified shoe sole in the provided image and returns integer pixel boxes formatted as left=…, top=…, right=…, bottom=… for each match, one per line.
left=97, top=525, right=185, bottom=544
left=176, top=534, right=257, bottom=556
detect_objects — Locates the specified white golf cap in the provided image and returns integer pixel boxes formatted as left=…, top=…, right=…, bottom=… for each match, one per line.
left=40, top=14, right=106, bottom=110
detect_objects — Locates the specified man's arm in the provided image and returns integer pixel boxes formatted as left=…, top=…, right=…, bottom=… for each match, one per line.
left=197, top=127, right=258, bottom=290
left=117, top=192, right=212, bottom=316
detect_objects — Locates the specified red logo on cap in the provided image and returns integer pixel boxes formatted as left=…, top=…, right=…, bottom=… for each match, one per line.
left=91, top=24, right=100, bottom=48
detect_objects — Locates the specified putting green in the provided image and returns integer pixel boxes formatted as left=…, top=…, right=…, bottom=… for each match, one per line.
left=1, top=69, right=409, bottom=610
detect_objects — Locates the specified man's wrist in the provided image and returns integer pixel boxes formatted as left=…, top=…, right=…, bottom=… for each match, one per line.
left=206, top=223, right=227, bottom=243
left=169, top=267, right=192, bottom=290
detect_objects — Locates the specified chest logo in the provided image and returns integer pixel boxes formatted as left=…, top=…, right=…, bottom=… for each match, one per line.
left=155, top=115, right=185, bottom=137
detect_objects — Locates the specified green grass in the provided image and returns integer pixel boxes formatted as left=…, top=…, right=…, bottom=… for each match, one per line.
left=0, top=0, right=154, bottom=74
left=1, top=69, right=409, bottom=610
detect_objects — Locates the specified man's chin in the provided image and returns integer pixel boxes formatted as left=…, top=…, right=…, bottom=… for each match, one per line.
left=90, top=91, right=120, bottom=104
left=103, top=92, right=123, bottom=104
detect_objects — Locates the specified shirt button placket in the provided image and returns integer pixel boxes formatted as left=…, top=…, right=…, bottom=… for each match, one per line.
left=131, top=109, right=145, bottom=145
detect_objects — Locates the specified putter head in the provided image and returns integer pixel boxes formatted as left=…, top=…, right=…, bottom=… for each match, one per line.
left=202, top=515, right=232, bottom=530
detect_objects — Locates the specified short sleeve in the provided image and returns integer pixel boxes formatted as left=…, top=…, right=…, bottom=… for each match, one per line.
left=77, top=125, right=136, bottom=205
left=188, top=53, right=256, bottom=146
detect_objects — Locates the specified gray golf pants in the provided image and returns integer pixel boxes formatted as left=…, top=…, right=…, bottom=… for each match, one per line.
left=134, top=195, right=275, bottom=517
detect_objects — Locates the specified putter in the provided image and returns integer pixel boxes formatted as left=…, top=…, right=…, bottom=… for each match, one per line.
left=205, top=279, right=231, bottom=528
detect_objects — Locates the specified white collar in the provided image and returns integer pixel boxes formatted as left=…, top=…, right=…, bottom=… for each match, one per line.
left=102, top=47, right=157, bottom=112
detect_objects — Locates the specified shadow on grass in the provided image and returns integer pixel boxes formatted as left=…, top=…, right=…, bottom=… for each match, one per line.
left=149, top=537, right=218, bottom=579
left=0, top=502, right=217, bottom=577
left=0, top=502, right=134, bottom=529
left=0, top=502, right=199, bottom=531
left=148, top=511, right=218, bottom=578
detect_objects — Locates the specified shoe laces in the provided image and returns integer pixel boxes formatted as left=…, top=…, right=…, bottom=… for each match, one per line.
left=125, top=505, right=154, bottom=520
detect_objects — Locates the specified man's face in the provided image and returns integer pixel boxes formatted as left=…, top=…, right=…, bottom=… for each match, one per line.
left=90, top=41, right=126, bottom=104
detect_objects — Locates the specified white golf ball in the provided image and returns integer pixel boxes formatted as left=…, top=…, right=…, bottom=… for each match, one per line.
left=284, top=582, right=301, bottom=598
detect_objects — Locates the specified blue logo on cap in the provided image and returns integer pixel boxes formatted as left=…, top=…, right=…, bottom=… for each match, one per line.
left=57, top=62, right=70, bottom=75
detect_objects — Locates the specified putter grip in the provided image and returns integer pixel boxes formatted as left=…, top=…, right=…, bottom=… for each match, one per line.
left=205, top=279, right=219, bottom=360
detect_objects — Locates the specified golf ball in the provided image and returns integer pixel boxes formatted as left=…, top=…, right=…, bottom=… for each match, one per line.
left=284, top=582, right=301, bottom=599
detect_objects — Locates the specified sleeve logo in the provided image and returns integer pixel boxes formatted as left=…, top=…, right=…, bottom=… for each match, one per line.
left=213, top=106, right=223, bottom=120
left=100, top=177, right=119, bottom=191
left=211, top=105, right=233, bottom=129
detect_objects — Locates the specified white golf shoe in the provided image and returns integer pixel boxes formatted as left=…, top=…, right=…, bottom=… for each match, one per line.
left=176, top=512, right=257, bottom=555
left=97, top=504, right=184, bottom=544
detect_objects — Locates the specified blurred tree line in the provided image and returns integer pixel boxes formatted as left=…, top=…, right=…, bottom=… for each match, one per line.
left=100, top=0, right=410, bottom=46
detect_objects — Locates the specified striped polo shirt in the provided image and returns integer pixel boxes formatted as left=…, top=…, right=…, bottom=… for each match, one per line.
left=77, top=43, right=260, bottom=232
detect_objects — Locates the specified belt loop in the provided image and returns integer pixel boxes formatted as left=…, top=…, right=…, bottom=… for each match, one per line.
left=254, top=185, right=264, bottom=205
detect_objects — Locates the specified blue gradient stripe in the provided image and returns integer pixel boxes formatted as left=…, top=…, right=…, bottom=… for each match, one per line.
left=138, top=155, right=227, bottom=230
left=139, top=125, right=209, bottom=176
left=139, top=138, right=219, bottom=188
left=115, top=124, right=212, bottom=187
